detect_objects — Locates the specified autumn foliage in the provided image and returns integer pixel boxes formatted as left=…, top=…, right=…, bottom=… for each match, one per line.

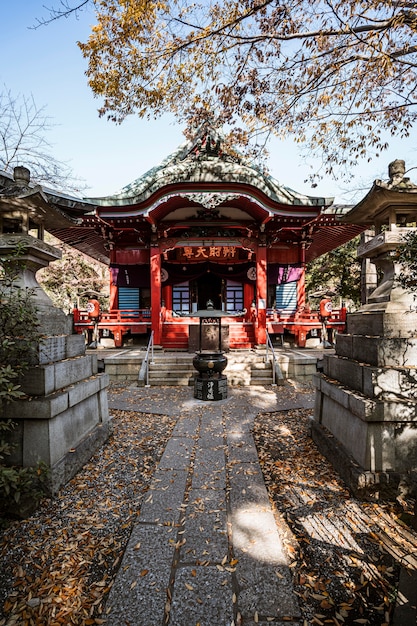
left=77, top=0, right=417, bottom=177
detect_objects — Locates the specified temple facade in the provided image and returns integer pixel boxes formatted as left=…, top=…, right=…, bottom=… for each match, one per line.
left=0, top=126, right=365, bottom=349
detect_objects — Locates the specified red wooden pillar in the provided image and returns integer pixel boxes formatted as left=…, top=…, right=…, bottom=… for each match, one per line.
left=298, top=242, right=306, bottom=311
left=109, top=250, right=118, bottom=310
left=162, top=284, right=172, bottom=310
left=256, top=245, right=267, bottom=345
left=150, top=246, right=162, bottom=344
left=297, top=269, right=306, bottom=311
left=109, top=283, right=118, bottom=310
left=243, top=282, right=254, bottom=321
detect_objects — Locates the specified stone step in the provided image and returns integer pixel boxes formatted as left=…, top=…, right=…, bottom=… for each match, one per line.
left=102, top=348, right=323, bottom=384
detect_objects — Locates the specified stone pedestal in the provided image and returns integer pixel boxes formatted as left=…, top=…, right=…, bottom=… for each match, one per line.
left=314, top=320, right=417, bottom=497
left=4, top=334, right=110, bottom=494
left=194, top=374, right=228, bottom=401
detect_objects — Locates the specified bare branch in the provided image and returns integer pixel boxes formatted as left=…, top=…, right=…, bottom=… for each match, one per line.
left=0, top=87, right=85, bottom=192
left=31, top=0, right=91, bottom=28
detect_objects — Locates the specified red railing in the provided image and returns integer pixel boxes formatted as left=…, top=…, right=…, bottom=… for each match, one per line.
left=266, top=308, right=347, bottom=347
left=73, top=309, right=151, bottom=347
left=73, top=307, right=347, bottom=349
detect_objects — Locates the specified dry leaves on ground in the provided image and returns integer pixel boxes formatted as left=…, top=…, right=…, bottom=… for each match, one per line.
left=0, top=404, right=177, bottom=626
left=254, top=407, right=417, bottom=626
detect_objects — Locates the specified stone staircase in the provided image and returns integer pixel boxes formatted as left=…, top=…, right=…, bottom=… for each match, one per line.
left=143, top=351, right=273, bottom=387
left=101, top=347, right=323, bottom=385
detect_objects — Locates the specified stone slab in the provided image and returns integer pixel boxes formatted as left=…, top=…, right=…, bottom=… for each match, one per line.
left=324, top=354, right=417, bottom=401
left=323, top=354, right=364, bottom=393
left=179, top=488, right=228, bottom=563
left=139, top=469, right=188, bottom=524
left=68, top=376, right=101, bottom=407
left=36, top=333, right=85, bottom=364
left=49, top=421, right=111, bottom=495
left=54, top=354, right=96, bottom=389
left=228, top=461, right=271, bottom=510
left=363, top=367, right=417, bottom=401
left=3, top=392, right=107, bottom=470
left=38, top=335, right=66, bottom=364
left=315, top=385, right=417, bottom=471
left=236, top=557, right=300, bottom=620
left=169, top=566, right=234, bottom=626
left=105, top=524, right=175, bottom=626
left=65, top=333, right=86, bottom=358
left=191, top=447, right=226, bottom=490
left=158, top=436, right=196, bottom=470
left=5, top=389, right=69, bottom=420
left=172, top=415, right=200, bottom=438
left=311, top=419, right=403, bottom=498
left=197, top=428, right=225, bottom=449
left=337, top=334, right=417, bottom=367
left=227, top=431, right=260, bottom=464
left=29, top=393, right=106, bottom=466
left=347, top=310, right=417, bottom=337
left=19, top=363, right=56, bottom=396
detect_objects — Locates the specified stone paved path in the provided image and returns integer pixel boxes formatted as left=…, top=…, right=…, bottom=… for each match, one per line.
left=105, top=385, right=314, bottom=625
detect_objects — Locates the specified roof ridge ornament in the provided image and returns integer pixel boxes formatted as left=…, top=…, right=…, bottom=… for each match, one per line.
left=179, top=191, right=240, bottom=209
left=377, top=159, right=417, bottom=190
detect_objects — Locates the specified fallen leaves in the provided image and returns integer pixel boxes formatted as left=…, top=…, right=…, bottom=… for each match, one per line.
left=253, top=407, right=414, bottom=626
left=0, top=404, right=177, bottom=625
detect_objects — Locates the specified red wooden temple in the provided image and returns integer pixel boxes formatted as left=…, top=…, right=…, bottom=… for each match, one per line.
left=0, top=125, right=365, bottom=349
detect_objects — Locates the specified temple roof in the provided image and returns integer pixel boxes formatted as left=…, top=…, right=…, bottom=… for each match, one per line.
left=0, top=125, right=365, bottom=264
left=86, top=125, right=334, bottom=210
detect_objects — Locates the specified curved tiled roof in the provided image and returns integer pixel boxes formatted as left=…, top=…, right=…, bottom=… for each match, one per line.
left=86, top=125, right=334, bottom=210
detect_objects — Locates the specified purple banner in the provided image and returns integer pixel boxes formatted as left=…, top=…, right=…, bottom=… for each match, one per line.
left=268, top=264, right=303, bottom=285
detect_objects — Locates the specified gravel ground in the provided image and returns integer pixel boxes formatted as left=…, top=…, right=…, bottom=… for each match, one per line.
left=1, top=382, right=417, bottom=625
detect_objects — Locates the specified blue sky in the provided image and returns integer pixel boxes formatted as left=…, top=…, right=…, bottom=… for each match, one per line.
left=2, top=2, right=417, bottom=203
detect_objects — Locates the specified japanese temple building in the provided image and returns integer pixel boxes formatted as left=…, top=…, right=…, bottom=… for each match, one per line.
left=0, top=125, right=365, bottom=349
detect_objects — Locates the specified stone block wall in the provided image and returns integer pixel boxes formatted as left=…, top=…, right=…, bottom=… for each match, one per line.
left=2, top=332, right=110, bottom=494
left=313, top=311, right=417, bottom=497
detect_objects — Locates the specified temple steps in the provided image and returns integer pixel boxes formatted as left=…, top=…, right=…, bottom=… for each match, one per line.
left=161, top=321, right=257, bottom=351
left=99, top=347, right=324, bottom=386
left=144, top=353, right=273, bottom=387
left=228, top=322, right=256, bottom=350
left=161, top=323, right=189, bottom=350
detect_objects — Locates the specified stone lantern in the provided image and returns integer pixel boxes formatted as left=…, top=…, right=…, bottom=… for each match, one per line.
left=0, top=166, right=71, bottom=334
left=0, top=166, right=110, bottom=501
left=312, top=160, right=417, bottom=498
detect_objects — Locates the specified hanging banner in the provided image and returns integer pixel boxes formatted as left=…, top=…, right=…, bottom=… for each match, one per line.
left=268, top=263, right=303, bottom=285
left=110, top=265, right=150, bottom=287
